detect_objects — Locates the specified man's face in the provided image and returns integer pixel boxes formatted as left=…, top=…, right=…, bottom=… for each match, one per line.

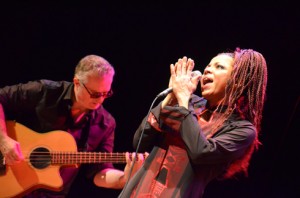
left=74, top=74, right=113, bottom=110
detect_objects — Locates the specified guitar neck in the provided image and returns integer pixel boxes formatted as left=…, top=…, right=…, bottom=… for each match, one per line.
left=49, top=152, right=138, bottom=164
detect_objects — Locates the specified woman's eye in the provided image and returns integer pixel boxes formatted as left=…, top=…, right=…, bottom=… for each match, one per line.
left=216, top=65, right=225, bottom=69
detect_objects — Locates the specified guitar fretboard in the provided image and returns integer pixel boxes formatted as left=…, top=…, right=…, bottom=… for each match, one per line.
left=51, top=152, right=127, bottom=164
left=28, top=152, right=144, bottom=164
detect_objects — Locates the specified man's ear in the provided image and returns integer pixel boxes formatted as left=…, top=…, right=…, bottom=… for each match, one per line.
left=73, top=77, right=80, bottom=85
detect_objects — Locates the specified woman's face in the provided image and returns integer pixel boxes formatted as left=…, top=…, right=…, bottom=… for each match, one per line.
left=200, top=54, right=234, bottom=107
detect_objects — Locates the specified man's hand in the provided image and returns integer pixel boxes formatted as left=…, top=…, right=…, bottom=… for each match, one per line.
left=0, top=136, right=24, bottom=165
left=123, top=152, right=149, bottom=181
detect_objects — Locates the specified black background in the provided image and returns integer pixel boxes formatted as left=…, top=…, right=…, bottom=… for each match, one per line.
left=1, top=1, right=299, bottom=198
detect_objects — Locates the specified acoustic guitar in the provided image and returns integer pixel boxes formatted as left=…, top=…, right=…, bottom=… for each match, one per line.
left=0, top=121, right=133, bottom=198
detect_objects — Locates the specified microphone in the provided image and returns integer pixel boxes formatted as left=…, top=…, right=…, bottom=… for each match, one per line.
left=156, top=70, right=202, bottom=98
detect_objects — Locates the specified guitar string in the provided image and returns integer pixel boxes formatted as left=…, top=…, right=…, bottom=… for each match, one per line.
left=20, top=152, right=145, bottom=164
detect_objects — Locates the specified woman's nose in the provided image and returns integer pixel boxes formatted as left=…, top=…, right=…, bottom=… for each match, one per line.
left=203, top=67, right=212, bottom=75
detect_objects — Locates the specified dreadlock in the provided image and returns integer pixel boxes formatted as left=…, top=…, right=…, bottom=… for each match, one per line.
left=208, top=48, right=268, bottom=179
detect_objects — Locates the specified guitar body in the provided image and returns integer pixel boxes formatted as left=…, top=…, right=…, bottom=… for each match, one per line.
left=0, top=121, right=77, bottom=198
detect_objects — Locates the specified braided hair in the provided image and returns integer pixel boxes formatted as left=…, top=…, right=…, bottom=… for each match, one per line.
left=209, top=48, right=268, bottom=178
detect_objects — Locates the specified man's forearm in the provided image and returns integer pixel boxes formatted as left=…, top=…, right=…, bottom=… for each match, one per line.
left=0, top=104, right=8, bottom=141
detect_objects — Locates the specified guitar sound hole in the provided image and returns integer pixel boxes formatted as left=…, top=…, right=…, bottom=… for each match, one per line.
left=30, top=147, right=51, bottom=169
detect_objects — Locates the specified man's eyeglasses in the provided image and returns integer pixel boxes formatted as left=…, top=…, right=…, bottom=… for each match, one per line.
left=81, top=82, right=113, bottom=98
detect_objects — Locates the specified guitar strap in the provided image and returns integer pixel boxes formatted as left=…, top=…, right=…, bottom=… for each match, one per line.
left=78, top=112, right=92, bottom=152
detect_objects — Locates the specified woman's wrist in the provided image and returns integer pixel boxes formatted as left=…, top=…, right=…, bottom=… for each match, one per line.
left=161, top=93, right=176, bottom=108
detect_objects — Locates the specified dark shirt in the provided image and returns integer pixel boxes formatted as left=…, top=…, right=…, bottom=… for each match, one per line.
left=119, top=95, right=256, bottom=198
left=0, top=80, right=116, bottom=197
